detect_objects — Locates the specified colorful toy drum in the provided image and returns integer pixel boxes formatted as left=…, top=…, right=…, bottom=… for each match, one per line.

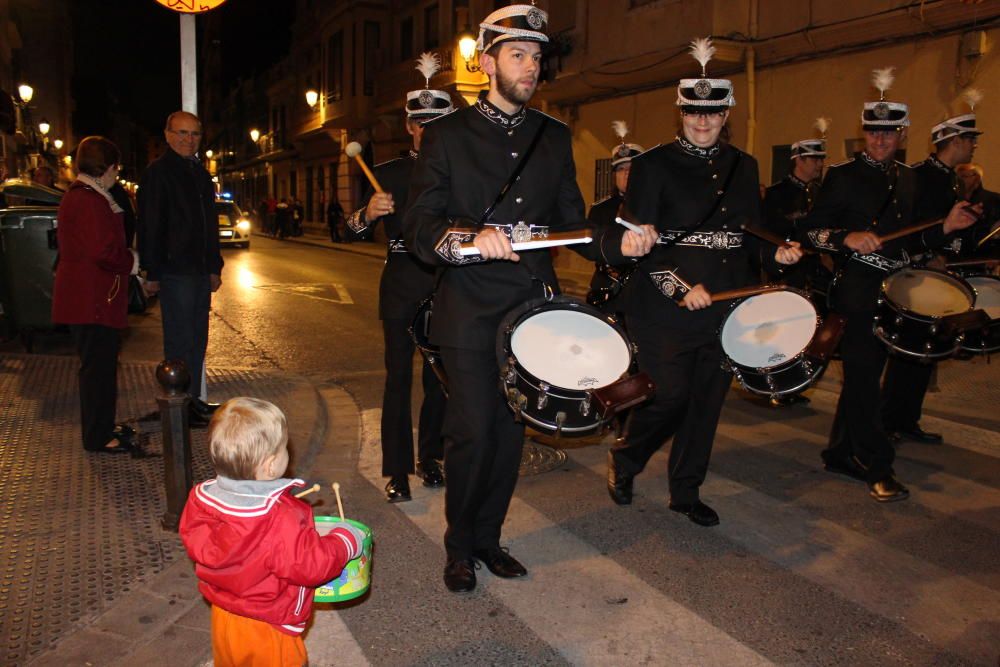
left=313, top=516, right=373, bottom=602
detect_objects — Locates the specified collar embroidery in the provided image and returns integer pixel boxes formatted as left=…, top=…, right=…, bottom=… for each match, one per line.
left=861, top=151, right=891, bottom=172
left=475, top=92, right=526, bottom=129
left=675, top=136, right=721, bottom=159
left=408, top=149, right=419, bottom=159
left=926, top=153, right=952, bottom=174
left=787, top=173, right=808, bottom=190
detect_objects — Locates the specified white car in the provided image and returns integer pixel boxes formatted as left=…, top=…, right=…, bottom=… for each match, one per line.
left=217, top=200, right=252, bottom=248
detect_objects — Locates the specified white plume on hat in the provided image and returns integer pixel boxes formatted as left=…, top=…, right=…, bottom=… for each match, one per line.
left=814, top=117, right=831, bottom=138
left=612, top=120, right=629, bottom=140
left=415, top=52, right=440, bottom=88
left=962, top=88, right=983, bottom=111
left=871, top=67, right=895, bottom=101
left=689, top=37, right=716, bottom=77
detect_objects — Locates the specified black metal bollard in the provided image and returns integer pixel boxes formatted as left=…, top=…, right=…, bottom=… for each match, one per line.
left=157, top=359, right=193, bottom=531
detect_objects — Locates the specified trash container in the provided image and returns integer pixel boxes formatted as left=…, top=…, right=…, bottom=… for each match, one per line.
left=0, top=178, right=62, bottom=349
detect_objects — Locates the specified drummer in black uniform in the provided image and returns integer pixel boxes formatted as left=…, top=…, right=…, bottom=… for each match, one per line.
left=881, top=90, right=984, bottom=445
left=586, top=121, right=644, bottom=314
left=347, top=53, right=452, bottom=503
left=605, top=38, right=802, bottom=526
left=761, top=120, right=831, bottom=406
left=404, top=4, right=656, bottom=593
left=796, top=68, right=980, bottom=502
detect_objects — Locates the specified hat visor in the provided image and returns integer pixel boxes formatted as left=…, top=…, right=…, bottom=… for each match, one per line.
left=679, top=104, right=729, bottom=115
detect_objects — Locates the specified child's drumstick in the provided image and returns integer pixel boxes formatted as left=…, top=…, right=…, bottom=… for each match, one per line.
left=345, top=142, right=385, bottom=194
left=294, top=483, right=320, bottom=499
left=332, top=482, right=345, bottom=521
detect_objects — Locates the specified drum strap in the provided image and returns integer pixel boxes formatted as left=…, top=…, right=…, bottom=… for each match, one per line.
left=481, top=118, right=550, bottom=224
left=652, top=152, right=743, bottom=252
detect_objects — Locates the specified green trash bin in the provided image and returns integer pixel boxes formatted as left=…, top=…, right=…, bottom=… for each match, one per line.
left=0, top=178, right=62, bottom=349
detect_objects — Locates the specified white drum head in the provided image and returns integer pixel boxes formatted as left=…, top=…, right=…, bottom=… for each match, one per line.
left=884, top=269, right=973, bottom=317
left=721, top=291, right=817, bottom=368
left=968, top=276, right=1000, bottom=319
left=510, top=309, right=630, bottom=390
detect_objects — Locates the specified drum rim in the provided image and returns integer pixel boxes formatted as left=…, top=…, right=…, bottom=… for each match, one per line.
left=409, top=296, right=438, bottom=353
left=717, top=287, right=821, bottom=370
left=880, top=267, right=975, bottom=321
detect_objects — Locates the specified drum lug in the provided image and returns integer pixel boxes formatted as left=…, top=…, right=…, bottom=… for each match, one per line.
left=928, top=323, right=937, bottom=336
left=505, top=359, right=517, bottom=385
left=537, top=383, right=549, bottom=411
left=766, top=374, right=776, bottom=391
left=924, top=341, right=933, bottom=353
left=579, top=394, right=591, bottom=417
left=554, top=411, right=567, bottom=438
left=894, top=315, right=904, bottom=327
left=507, top=388, right=526, bottom=421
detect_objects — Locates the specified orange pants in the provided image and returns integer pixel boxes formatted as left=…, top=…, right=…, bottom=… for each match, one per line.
left=211, top=605, right=307, bottom=667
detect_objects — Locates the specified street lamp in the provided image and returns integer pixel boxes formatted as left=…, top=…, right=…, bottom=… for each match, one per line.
left=17, top=84, right=33, bottom=105
left=458, top=30, right=480, bottom=72
left=38, top=119, right=50, bottom=136
left=249, top=128, right=260, bottom=143
left=305, top=89, right=319, bottom=109
left=205, top=149, right=214, bottom=158
left=53, top=139, right=63, bottom=151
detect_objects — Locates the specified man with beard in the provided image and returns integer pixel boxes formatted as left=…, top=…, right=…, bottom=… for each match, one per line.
left=404, top=3, right=656, bottom=593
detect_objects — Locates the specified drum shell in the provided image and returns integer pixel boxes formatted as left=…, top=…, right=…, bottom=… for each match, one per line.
left=409, top=297, right=449, bottom=392
left=314, top=517, right=373, bottom=602
left=874, top=268, right=975, bottom=359
left=961, top=274, right=1000, bottom=354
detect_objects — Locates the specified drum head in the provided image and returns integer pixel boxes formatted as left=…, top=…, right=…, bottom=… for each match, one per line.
left=721, top=290, right=817, bottom=368
left=968, top=275, right=1000, bottom=319
left=510, top=309, right=631, bottom=390
left=884, top=269, right=974, bottom=317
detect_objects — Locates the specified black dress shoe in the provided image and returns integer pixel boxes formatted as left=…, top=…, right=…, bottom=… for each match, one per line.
left=822, top=455, right=868, bottom=483
left=416, top=460, right=445, bottom=488
left=606, top=450, right=634, bottom=506
left=472, top=547, right=527, bottom=578
left=770, top=393, right=811, bottom=407
left=443, top=558, right=477, bottom=593
left=895, top=425, right=942, bottom=444
left=868, top=475, right=910, bottom=502
left=190, top=398, right=221, bottom=418
left=384, top=476, right=411, bottom=503
left=668, top=500, right=720, bottom=527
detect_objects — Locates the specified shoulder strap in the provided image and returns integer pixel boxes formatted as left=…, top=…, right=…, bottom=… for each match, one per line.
left=480, top=117, right=549, bottom=224
left=655, top=150, right=742, bottom=251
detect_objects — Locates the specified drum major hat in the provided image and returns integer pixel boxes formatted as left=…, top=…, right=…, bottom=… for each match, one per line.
left=406, top=52, right=454, bottom=121
left=677, top=38, right=735, bottom=114
left=791, top=117, right=829, bottom=159
left=931, top=88, right=984, bottom=144
left=862, top=67, right=909, bottom=131
left=611, top=120, right=644, bottom=168
left=477, top=3, right=549, bottom=53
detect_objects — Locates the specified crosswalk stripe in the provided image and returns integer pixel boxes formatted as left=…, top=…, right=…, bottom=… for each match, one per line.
left=357, top=409, right=773, bottom=666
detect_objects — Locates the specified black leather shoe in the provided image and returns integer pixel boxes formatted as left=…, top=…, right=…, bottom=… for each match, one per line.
left=416, top=460, right=444, bottom=488
left=443, top=558, right=477, bottom=593
left=823, top=455, right=868, bottom=483
left=607, top=450, right=634, bottom=505
left=384, top=476, right=411, bottom=503
left=668, top=500, right=720, bottom=527
left=895, top=425, right=942, bottom=444
left=868, top=475, right=910, bottom=502
left=472, top=547, right=527, bottom=578
left=190, top=398, right=221, bottom=418
left=770, top=393, right=811, bottom=407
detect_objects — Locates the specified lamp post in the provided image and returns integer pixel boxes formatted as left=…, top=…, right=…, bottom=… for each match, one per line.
left=454, top=30, right=488, bottom=105
left=458, top=31, right=479, bottom=72
left=17, top=84, right=33, bottom=105
left=305, top=89, right=319, bottom=110
left=53, top=139, right=63, bottom=151
left=249, top=128, right=260, bottom=143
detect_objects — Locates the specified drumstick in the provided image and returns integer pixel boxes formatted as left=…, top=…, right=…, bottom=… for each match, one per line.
left=615, top=216, right=643, bottom=234
left=458, top=231, right=593, bottom=256
left=678, top=283, right=783, bottom=307
left=332, top=482, right=345, bottom=521
left=877, top=218, right=943, bottom=243
left=741, top=224, right=815, bottom=255
left=294, top=483, right=320, bottom=499
left=978, top=224, right=1000, bottom=247
left=345, top=142, right=385, bottom=194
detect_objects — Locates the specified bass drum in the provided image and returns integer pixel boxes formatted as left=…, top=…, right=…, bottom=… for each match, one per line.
left=497, top=297, right=634, bottom=436
left=961, top=274, right=1000, bottom=354
left=409, top=297, right=449, bottom=395
left=874, top=268, right=975, bottom=359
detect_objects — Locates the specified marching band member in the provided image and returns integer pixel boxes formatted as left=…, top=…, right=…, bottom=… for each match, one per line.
left=882, top=89, right=984, bottom=445
left=586, top=121, right=644, bottom=313
left=347, top=53, right=452, bottom=503
left=403, top=4, right=656, bottom=592
left=605, top=38, right=801, bottom=526
left=796, top=68, right=980, bottom=502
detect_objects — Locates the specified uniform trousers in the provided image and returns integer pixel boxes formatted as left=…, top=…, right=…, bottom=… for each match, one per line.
left=159, top=273, right=211, bottom=397
left=881, top=355, right=933, bottom=432
left=439, top=346, right=524, bottom=561
left=70, top=324, right=121, bottom=451
left=823, top=312, right=896, bottom=482
left=613, top=319, right=732, bottom=505
left=380, top=318, right=446, bottom=477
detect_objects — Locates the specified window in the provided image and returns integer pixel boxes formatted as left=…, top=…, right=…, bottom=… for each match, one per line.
left=327, top=31, right=343, bottom=102
left=400, top=17, right=414, bottom=61
left=594, top=158, right=614, bottom=201
left=424, top=4, right=439, bottom=50
left=364, top=21, right=380, bottom=96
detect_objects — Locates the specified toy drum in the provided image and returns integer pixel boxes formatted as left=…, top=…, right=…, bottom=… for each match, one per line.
left=314, top=516, right=373, bottom=602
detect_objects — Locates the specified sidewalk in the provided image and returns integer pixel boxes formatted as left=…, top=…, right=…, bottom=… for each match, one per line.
left=0, top=353, right=359, bottom=667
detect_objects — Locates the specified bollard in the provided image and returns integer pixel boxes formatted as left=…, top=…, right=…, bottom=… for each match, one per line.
left=157, top=359, right=193, bottom=531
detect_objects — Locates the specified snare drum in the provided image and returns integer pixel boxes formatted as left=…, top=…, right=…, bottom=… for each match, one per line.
left=961, top=274, right=1000, bottom=354
left=874, top=268, right=975, bottom=358
left=497, top=297, right=634, bottom=436
left=719, top=289, right=824, bottom=397
left=409, top=297, right=449, bottom=393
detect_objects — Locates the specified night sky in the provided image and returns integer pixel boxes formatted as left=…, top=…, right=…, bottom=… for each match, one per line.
left=70, top=0, right=295, bottom=137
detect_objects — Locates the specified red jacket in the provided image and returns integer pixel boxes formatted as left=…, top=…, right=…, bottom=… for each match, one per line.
left=179, top=477, right=358, bottom=636
left=51, top=182, right=134, bottom=328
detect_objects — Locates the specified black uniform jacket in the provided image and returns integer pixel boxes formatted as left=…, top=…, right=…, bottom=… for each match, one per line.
left=961, top=187, right=1000, bottom=259
left=610, top=140, right=771, bottom=333
left=403, top=96, right=605, bottom=351
left=762, top=174, right=821, bottom=285
left=137, top=147, right=223, bottom=281
left=587, top=193, right=629, bottom=292
left=349, top=152, right=436, bottom=320
left=796, top=155, right=948, bottom=315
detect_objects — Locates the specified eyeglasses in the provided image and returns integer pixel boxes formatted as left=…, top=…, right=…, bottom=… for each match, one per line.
left=168, top=129, right=202, bottom=138
left=681, top=111, right=727, bottom=118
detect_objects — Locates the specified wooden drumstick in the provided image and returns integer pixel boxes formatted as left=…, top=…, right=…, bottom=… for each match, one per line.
left=679, top=283, right=783, bottom=307
left=345, top=142, right=385, bottom=194
left=741, top=224, right=815, bottom=255
left=332, top=482, right=345, bottom=521
left=458, top=230, right=593, bottom=256
left=294, top=483, right=320, bottom=499
left=877, top=218, right=943, bottom=243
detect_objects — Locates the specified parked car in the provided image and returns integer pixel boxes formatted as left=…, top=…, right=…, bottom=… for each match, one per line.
left=216, top=199, right=251, bottom=248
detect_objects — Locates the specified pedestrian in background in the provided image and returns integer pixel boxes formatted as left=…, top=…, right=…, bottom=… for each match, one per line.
left=138, top=111, right=224, bottom=428
left=275, top=198, right=291, bottom=239
left=292, top=198, right=304, bottom=236
left=52, top=136, right=139, bottom=454
left=326, top=193, right=344, bottom=242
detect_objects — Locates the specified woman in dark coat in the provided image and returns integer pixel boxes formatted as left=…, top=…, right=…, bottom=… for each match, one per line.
left=52, top=136, right=138, bottom=453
